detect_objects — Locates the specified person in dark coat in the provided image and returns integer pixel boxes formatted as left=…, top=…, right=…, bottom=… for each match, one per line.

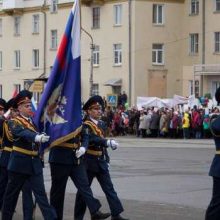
left=0, top=98, right=34, bottom=219
left=0, top=98, right=6, bottom=118
left=120, top=91, right=127, bottom=107
left=0, top=98, right=7, bottom=153
left=134, top=109, right=140, bottom=137
left=149, top=109, right=160, bottom=137
left=49, top=103, right=110, bottom=219
left=1, top=90, right=57, bottom=220
left=205, top=86, right=220, bottom=220
left=74, top=95, right=129, bottom=220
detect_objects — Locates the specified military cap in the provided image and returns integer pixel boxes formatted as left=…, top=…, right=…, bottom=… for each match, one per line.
left=14, top=90, right=32, bottom=108
left=83, top=95, right=104, bottom=111
left=215, top=87, right=220, bottom=104
left=6, top=98, right=16, bottom=111
left=0, top=98, right=6, bottom=110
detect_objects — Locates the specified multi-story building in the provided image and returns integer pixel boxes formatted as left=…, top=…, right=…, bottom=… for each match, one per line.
left=1, top=0, right=220, bottom=106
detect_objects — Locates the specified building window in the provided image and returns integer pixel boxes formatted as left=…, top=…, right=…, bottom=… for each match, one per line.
left=32, top=49, right=39, bottom=68
left=189, top=33, right=199, bottom=54
left=152, top=44, right=164, bottom=65
left=190, top=0, right=199, bottom=15
left=153, top=4, right=164, bottom=25
left=92, top=7, right=100, bottom=29
left=92, top=84, right=99, bottom=96
left=0, top=51, right=2, bottom=70
left=32, top=14, right=39, bottom=34
left=0, top=19, right=2, bottom=36
left=14, top=16, right=21, bottom=36
left=113, top=4, right=122, bottom=26
left=50, top=0, right=58, bottom=13
left=189, top=80, right=199, bottom=97
left=215, top=0, right=220, bottom=11
left=14, top=50, right=20, bottom=69
left=113, top=44, right=122, bottom=65
left=214, top=32, right=220, bottom=53
left=51, top=30, right=57, bottom=49
left=0, top=85, right=2, bottom=98
left=93, top=45, right=99, bottom=66
left=14, top=84, right=21, bottom=94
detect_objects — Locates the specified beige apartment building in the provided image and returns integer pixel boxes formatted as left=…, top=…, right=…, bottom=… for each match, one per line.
left=1, top=0, right=220, bottom=106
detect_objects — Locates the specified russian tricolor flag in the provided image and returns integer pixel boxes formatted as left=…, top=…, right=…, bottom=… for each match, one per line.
left=34, top=0, right=82, bottom=152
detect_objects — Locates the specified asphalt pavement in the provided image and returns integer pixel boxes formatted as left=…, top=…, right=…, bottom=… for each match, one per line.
left=12, top=136, right=214, bottom=220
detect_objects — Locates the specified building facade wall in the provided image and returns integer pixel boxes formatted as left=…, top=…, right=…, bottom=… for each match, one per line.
left=133, top=0, right=184, bottom=102
left=81, top=1, right=129, bottom=103
left=0, top=0, right=220, bottom=105
left=0, top=9, right=45, bottom=99
left=205, top=0, right=220, bottom=64
left=181, top=0, right=220, bottom=97
left=0, top=1, right=71, bottom=100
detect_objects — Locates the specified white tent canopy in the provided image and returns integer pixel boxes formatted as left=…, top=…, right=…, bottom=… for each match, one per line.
left=137, top=97, right=174, bottom=110
left=137, top=95, right=197, bottom=110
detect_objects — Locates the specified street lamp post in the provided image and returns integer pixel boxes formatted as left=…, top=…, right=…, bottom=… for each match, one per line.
left=81, top=28, right=95, bottom=97
left=90, top=43, right=95, bottom=97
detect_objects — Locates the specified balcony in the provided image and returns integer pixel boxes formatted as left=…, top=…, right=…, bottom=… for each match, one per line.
left=82, top=0, right=106, bottom=6
left=2, top=0, right=24, bottom=15
left=194, top=64, right=220, bottom=76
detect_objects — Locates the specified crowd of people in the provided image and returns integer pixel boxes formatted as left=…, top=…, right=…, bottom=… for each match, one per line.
left=101, top=102, right=220, bottom=140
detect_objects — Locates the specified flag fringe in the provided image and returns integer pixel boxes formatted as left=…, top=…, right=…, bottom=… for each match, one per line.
left=49, top=125, right=82, bottom=148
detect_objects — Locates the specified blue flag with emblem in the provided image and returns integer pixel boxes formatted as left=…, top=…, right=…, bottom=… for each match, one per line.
left=34, top=0, right=82, bottom=153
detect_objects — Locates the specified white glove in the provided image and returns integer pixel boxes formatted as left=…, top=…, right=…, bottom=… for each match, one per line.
left=76, top=147, right=86, bottom=158
left=35, top=134, right=50, bottom=143
left=107, top=139, right=119, bottom=150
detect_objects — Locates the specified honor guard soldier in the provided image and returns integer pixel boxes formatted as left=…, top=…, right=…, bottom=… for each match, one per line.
left=0, top=98, right=7, bottom=208
left=205, top=87, right=220, bottom=220
left=49, top=104, right=110, bottom=219
left=0, top=98, right=34, bottom=219
left=0, top=98, right=6, bottom=156
left=1, top=90, right=57, bottom=220
left=74, top=95, right=129, bottom=220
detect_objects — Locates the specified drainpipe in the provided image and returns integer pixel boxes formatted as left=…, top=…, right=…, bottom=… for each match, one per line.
left=128, top=0, right=132, bottom=106
left=41, top=0, right=47, bottom=77
left=201, top=0, right=205, bottom=96
left=81, top=27, right=95, bottom=97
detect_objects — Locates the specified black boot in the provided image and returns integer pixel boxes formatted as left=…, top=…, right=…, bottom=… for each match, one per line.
left=111, top=214, right=129, bottom=220
left=91, top=210, right=111, bottom=220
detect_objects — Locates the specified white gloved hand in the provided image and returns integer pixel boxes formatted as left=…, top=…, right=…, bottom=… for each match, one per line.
left=107, top=139, right=119, bottom=150
left=76, top=147, right=86, bottom=158
left=35, top=134, right=50, bottom=143
left=35, top=134, right=44, bottom=143
left=41, top=134, right=50, bottom=143
left=110, top=140, right=119, bottom=150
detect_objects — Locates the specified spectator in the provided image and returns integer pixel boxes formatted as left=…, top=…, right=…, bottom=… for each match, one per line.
left=121, top=91, right=128, bottom=107
left=170, top=111, right=180, bottom=138
left=149, top=109, right=160, bottom=137
left=159, top=111, right=168, bottom=137
left=182, top=112, right=190, bottom=139
left=203, top=114, right=211, bottom=138
left=134, top=109, right=140, bottom=137
left=117, top=93, right=122, bottom=107
left=139, top=110, right=148, bottom=138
